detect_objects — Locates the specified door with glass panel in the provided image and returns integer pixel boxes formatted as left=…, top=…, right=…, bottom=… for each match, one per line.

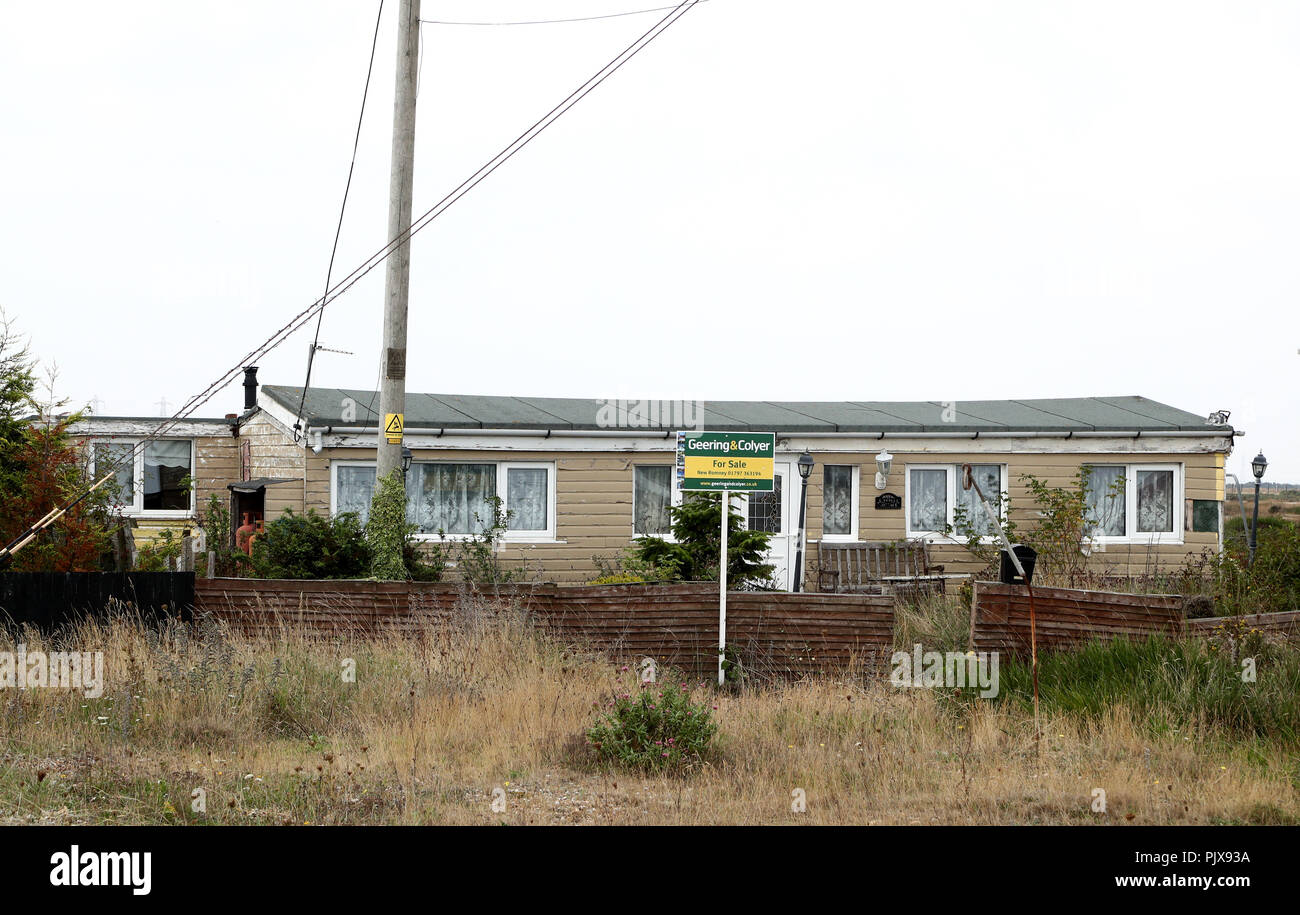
left=745, top=462, right=792, bottom=590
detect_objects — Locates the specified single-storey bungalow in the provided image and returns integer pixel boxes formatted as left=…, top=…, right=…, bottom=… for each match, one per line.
left=69, top=371, right=1239, bottom=587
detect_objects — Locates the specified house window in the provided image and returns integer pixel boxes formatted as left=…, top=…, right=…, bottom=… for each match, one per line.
left=822, top=465, right=858, bottom=540
left=409, top=463, right=497, bottom=535
left=332, top=461, right=556, bottom=540
left=953, top=463, right=1003, bottom=537
left=91, top=440, right=194, bottom=516
left=143, top=440, right=192, bottom=510
left=633, top=465, right=674, bottom=536
left=747, top=474, right=783, bottom=533
left=906, top=464, right=1006, bottom=538
left=1083, top=463, right=1181, bottom=541
left=505, top=466, right=549, bottom=533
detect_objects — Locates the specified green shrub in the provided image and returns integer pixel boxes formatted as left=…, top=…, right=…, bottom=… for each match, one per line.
left=586, top=673, right=717, bottom=771
left=250, top=509, right=371, bottom=579
left=587, top=572, right=649, bottom=585
left=366, top=469, right=408, bottom=580
left=632, top=493, right=774, bottom=587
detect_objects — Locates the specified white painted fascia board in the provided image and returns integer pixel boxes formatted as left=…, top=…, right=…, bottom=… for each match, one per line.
left=309, top=430, right=1233, bottom=456
left=71, top=418, right=233, bottom=438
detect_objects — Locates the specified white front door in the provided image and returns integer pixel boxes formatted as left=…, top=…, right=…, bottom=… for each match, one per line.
left=745, top=461, right=794, bottom=590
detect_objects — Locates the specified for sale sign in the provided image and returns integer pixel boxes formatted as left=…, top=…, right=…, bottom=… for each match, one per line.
left=676, top=431, right=775, bottom=492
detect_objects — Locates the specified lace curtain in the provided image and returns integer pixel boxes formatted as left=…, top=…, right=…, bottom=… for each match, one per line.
left=1084, top=464, right=1126, bottom=536
left=634, top=466, right=672, bottom=536
left=909, top=469, right=946, bottom=532
left=822, top=465, right=853, bottom=536
left=953, top=464, right=1001, bottom=535
left=1136, top=469, right=1173, bottom=533
left=335, top=465, right=376, bottom=524
left=506, top=467, right=548, bottom=532
left=410, top=464, right=496, bottom=535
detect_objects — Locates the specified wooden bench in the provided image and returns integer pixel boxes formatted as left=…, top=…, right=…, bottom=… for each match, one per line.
left=814, top=541, right=946, bottom=599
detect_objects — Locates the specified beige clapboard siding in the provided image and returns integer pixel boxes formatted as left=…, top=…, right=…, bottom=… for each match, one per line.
left=293, top=441, right=1223, bottom=585
left=240, top=415, right=305, bottom=516
left=193, top=435, right=239, bottom=514
left=804, top=450, right=1224, bottom=581
left=303, top=448, right=651, bottom=582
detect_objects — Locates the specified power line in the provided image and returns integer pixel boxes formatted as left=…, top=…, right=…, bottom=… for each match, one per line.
left=2, top=0, right=704, bottom=560
left=293, top=0, right=386, bottom=443
left=420, top=1, right=710, bottom=27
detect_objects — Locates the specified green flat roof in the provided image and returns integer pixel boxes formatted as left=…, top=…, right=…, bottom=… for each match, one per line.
left=260, top=386, right=1232, bottom=436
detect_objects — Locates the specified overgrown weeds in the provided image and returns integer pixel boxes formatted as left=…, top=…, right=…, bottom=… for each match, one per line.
left=1, top=592, right=1297, bottom=825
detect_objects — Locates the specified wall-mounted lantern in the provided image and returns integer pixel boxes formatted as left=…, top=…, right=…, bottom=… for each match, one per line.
left=874, top=449, right=893, bottom=490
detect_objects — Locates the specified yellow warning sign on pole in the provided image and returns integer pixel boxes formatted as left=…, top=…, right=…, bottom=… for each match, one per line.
left=384, top=413, right=404, bottom=444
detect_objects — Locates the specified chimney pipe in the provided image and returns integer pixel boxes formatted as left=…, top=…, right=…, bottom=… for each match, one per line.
left=243, top=366, right=259, bottom=411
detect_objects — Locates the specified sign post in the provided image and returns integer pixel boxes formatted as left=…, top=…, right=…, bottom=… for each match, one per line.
left=718, top=489, right=728, bottom=686
left=675, top=431, right=776, bottom=686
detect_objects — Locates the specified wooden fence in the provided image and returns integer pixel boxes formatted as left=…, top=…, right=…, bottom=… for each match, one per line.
left=0, top=571, right=194, bottom=630
left=1188, top=609, right=1300, bottom=641
left=527, top=583, right=895, bottom=676
left=969, top=581, right=1184, bottom=655
left=194, top=578, right=895, bottom=676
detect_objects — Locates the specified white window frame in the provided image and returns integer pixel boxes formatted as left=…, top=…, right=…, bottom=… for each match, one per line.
left=329, top=459, right=558, bottom=543
left=905, top=463, right=1008, bottom=542
left=633, top=464, right=680, bottom=538
left=90, top=439, right=196, bottom=519
left=1083, top=462, right=1184, bottom=546
left=819, top=464, right=860, bottom=542
left=499, top=461, right=557, bottom=542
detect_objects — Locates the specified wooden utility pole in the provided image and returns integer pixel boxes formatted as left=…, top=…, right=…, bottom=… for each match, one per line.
left=375, top=0, right=420, bottom=488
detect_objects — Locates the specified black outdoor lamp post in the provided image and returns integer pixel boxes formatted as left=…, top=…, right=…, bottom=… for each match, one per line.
left=401, top=446, right=413, bottom=478
left=792, top=451, right=815, bottom=592
left=1248, top=451, right=1267, bottom=566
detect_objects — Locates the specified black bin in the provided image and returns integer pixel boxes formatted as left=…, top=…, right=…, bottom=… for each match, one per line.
left=999, top=544, right=1037, bottom=585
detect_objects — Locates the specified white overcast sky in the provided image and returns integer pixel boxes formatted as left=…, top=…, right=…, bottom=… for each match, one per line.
left=1, top=1, right=1296, bottom=480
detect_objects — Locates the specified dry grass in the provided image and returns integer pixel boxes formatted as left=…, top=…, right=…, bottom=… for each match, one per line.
left=1, top=595, right=1297, bottom=826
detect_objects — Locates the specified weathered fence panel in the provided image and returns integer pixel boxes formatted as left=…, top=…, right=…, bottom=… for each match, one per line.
left=527, top=583, right=895, bottom=676
left=193, top=578, right=462, bottom=635
left=0, top=571, right=195, bottom=630
left=969, top=581, right=1183, bottom=655
left=194, top=579, right=894, bottom=676
left=1188, top=609, right=1300, bottom=641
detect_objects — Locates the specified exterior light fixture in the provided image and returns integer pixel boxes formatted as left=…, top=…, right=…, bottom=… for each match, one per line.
left=797, top=451, right=814, bottom=481
left=792, top=451, right=814, bottom=593
left=401, top=446, right=413, bottom=476
left=1249, top=451, right=1267, bottom=567
left=874, top=449, right=893, bottom=491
